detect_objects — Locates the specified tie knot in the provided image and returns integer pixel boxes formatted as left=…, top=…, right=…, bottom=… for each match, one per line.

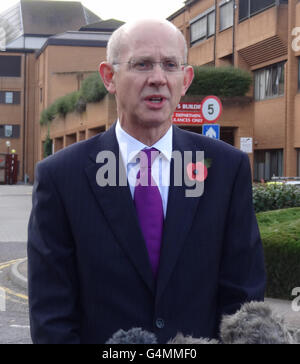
left=139, top=147, right=160, bottom=169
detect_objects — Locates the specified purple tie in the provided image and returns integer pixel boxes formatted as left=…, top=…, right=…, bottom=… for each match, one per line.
left=134, top=148, right=164, bottom=277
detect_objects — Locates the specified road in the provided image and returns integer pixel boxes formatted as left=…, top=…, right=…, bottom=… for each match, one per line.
left=0, top=185, right=32, bottom=344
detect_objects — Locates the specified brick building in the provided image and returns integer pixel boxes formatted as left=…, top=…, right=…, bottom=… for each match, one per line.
left=168, top=0, right=300, bottom=180
left=1, top=0, right=300, bottom=183
left=0, top=0, right=122, bottom=183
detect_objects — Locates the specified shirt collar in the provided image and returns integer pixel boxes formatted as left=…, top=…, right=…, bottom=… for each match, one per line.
left=115, top=120, right=173, bottom=165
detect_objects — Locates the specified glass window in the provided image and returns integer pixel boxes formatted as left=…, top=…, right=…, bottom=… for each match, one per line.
left=5, top=92, right=13, bottom=104
left=4, top=125, right=13, bottom=138
left=0, top=56, right=21, bottom=77
left=190, top=10, right=215, bottom=44
left=254, top=62, right=285, bottom=101
left=254, top=149, right=284, bottom=181
left=220, top=0, right=234, bottom=31
left=250, top=0, right=275, bottom=15
left=239, top=0, right=276, bottom=21
left=0, top=125, right=19, bottom=138
left=191, top=17, right=207, bottom=43
left=265, top=68, right=272, bottom=98
left=207, top=11, right=215, bottom=37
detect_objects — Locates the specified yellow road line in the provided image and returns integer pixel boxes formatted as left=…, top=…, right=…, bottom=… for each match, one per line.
left=0, top=258, right=25, bottom=271
left=0, top=286, right=28, bottom=301
left=5, top=295, right=27, bottom=305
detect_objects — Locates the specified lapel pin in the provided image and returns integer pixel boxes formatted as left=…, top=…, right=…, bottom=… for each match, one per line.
left=187, top=159, right=212, bottom=182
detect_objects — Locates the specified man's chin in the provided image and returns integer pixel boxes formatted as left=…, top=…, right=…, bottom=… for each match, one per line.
left=138, top=118, right=171, bottom=129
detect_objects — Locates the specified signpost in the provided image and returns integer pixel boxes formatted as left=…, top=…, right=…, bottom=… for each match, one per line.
left=172, top=96, right=223, bottom=125
left=172, top=102, right=205, bottom=124
left=202, top=124, right=220, bottom=140
left=201, top=96, right=222, bottom=123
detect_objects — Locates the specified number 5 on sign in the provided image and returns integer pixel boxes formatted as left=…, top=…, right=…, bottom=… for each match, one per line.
left=201, top=96, right=222, bottom=123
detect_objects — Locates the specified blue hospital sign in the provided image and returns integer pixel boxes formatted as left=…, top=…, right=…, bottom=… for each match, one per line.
left=203, top=124, right=220, bottom=140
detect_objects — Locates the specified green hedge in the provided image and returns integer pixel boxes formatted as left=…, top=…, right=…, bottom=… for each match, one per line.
left=188, top=66, right=252, bottom=97
left=253, top=183, right=300, bottom=213
left=40, top=73, right=107, bottom=125
left=257, top=208, right=300, bottom=300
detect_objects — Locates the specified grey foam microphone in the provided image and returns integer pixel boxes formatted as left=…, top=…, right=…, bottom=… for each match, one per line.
left=106, top=327, right=158, bottom=344
left=220, top=301, right=296, bottom=344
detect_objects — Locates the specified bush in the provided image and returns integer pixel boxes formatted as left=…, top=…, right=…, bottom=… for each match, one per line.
left=188, top=66, right=252, bottom=97
left=40, top=103, right=57, bottom=125
left=79, top=72, right=107, bottom=103
left=253, top=183, right=300, bottom=213
left=39, top=73, right=107, bottom=125
left=257, top=208, right=300, bottom=300
left=55, top=91, right=80, bottom=118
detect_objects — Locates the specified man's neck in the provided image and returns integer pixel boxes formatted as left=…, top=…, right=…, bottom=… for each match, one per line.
left=119, top=121, right=172, bottom=146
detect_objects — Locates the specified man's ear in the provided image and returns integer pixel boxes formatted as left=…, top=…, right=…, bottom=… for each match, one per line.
left=99, top=62, right=116, bottom=94
left=181, top=65, right=194, bottom=96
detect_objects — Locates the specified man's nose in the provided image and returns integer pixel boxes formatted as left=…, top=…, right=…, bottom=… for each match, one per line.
left=147, top=63, right=167, bottom=86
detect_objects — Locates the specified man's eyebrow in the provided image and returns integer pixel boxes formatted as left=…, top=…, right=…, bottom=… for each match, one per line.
left=131, top=55, right=179, bottom=60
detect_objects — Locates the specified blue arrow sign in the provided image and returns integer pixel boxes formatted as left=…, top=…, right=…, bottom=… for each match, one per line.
left=203, top=124, right=220, bottom=140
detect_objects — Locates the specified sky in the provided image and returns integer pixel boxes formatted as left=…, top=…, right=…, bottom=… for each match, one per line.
left=0, top=0, right=186, bottom=22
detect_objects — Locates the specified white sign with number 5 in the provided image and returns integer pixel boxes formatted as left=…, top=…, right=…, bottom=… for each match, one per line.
left=201, top=96, right=222, bottom=123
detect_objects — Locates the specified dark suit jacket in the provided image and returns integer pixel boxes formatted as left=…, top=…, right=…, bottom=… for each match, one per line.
left=27, top=123, right=266, bottom=344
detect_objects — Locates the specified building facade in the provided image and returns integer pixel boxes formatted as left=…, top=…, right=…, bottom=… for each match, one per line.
left=1, top=0, right=300, bottom=183
left=0, top=0, right=122, bottom=183
left=169, top=0, right=300, bottom=180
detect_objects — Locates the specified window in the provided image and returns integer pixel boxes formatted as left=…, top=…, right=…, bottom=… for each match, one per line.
left=5, top=92, right=13, bottom=104
left=207, top=11, right=215, bottom=37
left=254, top=149, right=283, bottom=181
left=254, top=62, right=285, bottom=101
left=191, top=17, right=207, bottom=43
left=220, top=0, right=234, bottom=31
left=4, top=125, right=13, bottom=137
left=0, top=56, right=21, bottom=77
left=0, top=125, right=20, bottom=138
left=0, top=91, right=20, bottom=104
left=239, top=0, right=277, bottom=22
left=190, top=10, right=215, bottom=44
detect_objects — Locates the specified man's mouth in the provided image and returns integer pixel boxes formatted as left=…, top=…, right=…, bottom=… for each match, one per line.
left=144, top=96, right=167, bottom=107
left=148, top=97, right=163, bottom=103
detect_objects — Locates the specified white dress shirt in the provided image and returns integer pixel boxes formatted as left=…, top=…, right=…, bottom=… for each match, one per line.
left=115, top=120, right=172, bottom=218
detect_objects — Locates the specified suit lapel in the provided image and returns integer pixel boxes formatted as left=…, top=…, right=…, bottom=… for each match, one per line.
left=85, top=124, right=156, bottom=295
left=156, top=126, right=203, bottom=303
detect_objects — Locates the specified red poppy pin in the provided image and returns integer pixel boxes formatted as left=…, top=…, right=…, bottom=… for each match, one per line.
left=187, top=158, right=212, bottom=182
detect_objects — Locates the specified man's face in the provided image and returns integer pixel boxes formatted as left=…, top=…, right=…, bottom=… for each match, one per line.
left=105, top=23, right=194, bottom=132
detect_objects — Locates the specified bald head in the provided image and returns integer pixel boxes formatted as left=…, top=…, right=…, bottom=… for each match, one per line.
left=107, top=19, right=188, bottom=66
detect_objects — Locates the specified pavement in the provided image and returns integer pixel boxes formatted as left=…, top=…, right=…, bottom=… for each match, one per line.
left=2, top=184, right=300, bottom=342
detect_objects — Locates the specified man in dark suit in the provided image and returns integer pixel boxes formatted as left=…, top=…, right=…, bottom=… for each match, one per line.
left=28, top=19, right=266, bottom=344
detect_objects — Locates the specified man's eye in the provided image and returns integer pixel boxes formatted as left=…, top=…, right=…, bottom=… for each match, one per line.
left=164, top=61, right=179, bottom=71
left=133, top=61, right=152, bottom=70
